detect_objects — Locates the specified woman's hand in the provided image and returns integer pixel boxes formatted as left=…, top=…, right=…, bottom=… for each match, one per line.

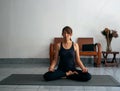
left=48, top=67, right=55, bottom=72
left=82, top=67, right=88, bottom=73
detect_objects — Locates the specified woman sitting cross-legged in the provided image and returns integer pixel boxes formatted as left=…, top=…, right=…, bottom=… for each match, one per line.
left=43, top=26, right=92, bottom=81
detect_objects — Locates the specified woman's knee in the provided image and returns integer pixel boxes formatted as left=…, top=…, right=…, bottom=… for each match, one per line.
left=75, top=70, right=92, bottom=81
left=43, top=71, right=54, bottom=81
left=83, top=73, right=92, bottom=81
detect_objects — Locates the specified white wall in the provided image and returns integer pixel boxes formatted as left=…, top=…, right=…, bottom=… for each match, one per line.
left=0, top=0, right=120, bottom=58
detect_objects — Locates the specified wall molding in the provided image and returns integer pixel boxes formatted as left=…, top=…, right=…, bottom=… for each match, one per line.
left=0, top=58, right=119, bottom=65
left=0, top=58, right=49, bottom=64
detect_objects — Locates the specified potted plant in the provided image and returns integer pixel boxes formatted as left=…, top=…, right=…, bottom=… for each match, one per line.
left=101, top=28, right=118, bottom=52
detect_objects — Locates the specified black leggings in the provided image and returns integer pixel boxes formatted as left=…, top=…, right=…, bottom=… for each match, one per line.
left=43, top=69, right=92, bottom=81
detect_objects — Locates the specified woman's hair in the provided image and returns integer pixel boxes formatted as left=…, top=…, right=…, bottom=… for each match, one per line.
left=62, top=26, right=72, bottom=35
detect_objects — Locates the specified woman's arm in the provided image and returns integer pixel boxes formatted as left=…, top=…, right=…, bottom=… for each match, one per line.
left=49, top=43, right=60, bottom=72
left=74, top=43, right=88, bottom=72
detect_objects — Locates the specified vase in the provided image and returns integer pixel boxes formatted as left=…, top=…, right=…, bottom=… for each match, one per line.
left=106, top=38, right=112, bottom=52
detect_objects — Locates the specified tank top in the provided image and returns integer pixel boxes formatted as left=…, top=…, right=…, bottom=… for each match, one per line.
left=57, top=42, right=76, bottom=72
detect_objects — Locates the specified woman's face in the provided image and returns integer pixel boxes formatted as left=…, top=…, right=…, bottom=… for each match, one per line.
left=62, top=31, right=72, bottom=41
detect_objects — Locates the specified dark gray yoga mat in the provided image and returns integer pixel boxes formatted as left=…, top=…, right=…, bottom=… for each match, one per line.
left=0, top=74, right=120, bottom=86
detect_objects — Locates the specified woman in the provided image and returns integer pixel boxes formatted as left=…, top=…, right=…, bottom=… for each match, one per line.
left=43, top=26, right=91, bottom=81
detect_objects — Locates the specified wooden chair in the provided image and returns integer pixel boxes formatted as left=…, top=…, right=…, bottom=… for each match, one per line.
left=77, top=37, right=102, bottom=67
left=49, top=37, right=63, bottom=65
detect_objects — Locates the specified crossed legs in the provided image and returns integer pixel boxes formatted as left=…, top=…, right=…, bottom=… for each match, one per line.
left=43, top=69, right=91, bottom=81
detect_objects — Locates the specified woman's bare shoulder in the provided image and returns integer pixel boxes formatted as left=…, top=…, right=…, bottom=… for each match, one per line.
left=73, top=42, right=79, bottom=51
left=74, top=42, right=79, bottom=47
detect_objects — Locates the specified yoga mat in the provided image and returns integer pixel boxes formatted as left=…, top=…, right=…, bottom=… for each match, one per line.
left=0, top=74, right=120, bottom=86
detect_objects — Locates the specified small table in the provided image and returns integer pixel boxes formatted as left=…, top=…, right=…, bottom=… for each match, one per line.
left=102, top=51, right=119, bottom=66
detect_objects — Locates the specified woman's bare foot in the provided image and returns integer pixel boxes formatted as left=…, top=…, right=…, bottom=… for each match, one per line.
left=66, top=70, right=78, bottom=76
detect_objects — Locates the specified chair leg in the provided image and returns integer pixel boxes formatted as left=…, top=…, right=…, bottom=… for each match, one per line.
left=97, top=55, right=101, bottom=67
left=94, top=55, right=101, bottom=67
left=93, top=56, right=97, bottom=67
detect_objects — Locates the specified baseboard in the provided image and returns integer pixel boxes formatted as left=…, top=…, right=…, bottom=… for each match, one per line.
left=0, top=58, right=49, bottom=64
left=0, top=58, right=119, bottom=64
